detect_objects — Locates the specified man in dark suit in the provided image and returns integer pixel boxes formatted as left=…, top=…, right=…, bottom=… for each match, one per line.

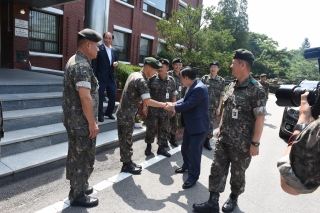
left=165, top=66, right=210, bottom=189
left=92, top=32, right=118, bottom=122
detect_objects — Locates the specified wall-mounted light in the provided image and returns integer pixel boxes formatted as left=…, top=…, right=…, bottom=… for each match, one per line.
left=20, top=9, right=25, bottom=14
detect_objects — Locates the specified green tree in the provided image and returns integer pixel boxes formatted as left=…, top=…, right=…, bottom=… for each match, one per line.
left=300, top=37, right=311, bottom=51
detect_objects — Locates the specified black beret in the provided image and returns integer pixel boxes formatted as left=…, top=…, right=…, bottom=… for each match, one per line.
left=78, top=28, right=102, bottom=42
left=254, top=75, right=260, bottom=79
left=172, top=58, right=182, bottom=64
left=159, top=58, right=170, bottom=66
left=209, top=61, right=219, bottom=67
left=145, top=57, right=162, bottom=68
left=233, top=49, right=255, bottom=65
left=260, top=73, right=267, bottom=77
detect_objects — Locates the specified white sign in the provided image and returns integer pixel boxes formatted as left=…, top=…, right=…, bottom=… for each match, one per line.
left=15, top=28, right=28, bottom=38
left=15, top=19, right=28, bottom=29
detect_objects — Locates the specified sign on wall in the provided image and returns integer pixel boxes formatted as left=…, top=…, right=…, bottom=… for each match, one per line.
left=15, top=18, right=28, bottom=38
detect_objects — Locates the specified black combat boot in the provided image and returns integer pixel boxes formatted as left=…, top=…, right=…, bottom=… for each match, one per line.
left=169, top=134, right=178, bottom=147
left=222, top=193, right=238, bottom=212
left=121, top=161, right=142, bottom=174
left=164, top=140, right=169, bottom=148
left=193, top=192, right=220, bottom=213
left=145, top=144, right=152, bottom=155
left=130, top=160, right=142, bottom=169
left=203, top=138, right=212, bottom=150
left=70, top=193, right=99, bottom=207
left=157, top=145, right=171, bottom=157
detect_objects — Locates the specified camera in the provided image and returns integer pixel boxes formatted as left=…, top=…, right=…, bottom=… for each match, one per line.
left=275, top=47, right=320, bottom=119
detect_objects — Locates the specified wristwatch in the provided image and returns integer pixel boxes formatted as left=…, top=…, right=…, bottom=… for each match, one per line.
left=293, top=124, right=307, bottom=132
left=251, top=141, right=260, bottom=147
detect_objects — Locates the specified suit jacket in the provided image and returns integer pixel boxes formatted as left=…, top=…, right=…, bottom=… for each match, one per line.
left=92, top=44, right=118, bottom=83
left=175, top=79, right=210, bottom=135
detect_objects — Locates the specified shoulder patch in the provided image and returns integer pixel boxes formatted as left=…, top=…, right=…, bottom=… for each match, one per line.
left=250, top=79, right=258, bottom=84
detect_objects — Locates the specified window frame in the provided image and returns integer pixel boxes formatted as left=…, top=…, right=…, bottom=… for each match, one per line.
left=113, top=30, right=130, bottom=62
left=139, top=38, right=152, bottom=64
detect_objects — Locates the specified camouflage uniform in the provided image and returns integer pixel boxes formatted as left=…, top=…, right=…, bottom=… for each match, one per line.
left=116, top=71, right=150, bottom=163
left=145, top=74, right=177, bottom=146
left=201, top=74, right=225, bottom=139
left=277, top=116, right=320, bottom=194
left=259, top=81, right=269, bottom=99
left=0, top=99, right=3, bottom=140
left=62, top=51, right=99, bottom=202
left=209, top=76, right=267, bottom=195
left=168, top=70, right=184, bottom=135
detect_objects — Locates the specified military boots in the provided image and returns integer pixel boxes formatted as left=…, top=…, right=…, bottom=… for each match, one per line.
left=193, top=192, right=220, bottom=213
left=169, top=134, right=178, bottom=147
left=121, top=160, right=142, bottom=174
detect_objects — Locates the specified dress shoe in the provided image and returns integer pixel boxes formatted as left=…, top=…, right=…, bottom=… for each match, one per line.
left=175, top=167, right=188, bottom=173
left=169, top=134, right=178, bottom=147
left=157, top=146, right=171, bottom=157
left=85, top=187, right=93, bottom=195
left=204, top=138, right=212, bottom=150
left=193, top=192, right=220, bottom=213
left=121, top=161, right=142, bottom=174
left=182, top=180, right=196, bottom=189
left=222, top=196, right=238, bottom=212
left=145, top=144, right=152, bottom=156
left=105, top=114, right=115, bottom=120
left=70, top=194, right=99, bottom=207
left=98, top=116, right=104, bottom=122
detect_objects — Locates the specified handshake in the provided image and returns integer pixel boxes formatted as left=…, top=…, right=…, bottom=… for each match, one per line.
left=164, top=102, right=175, bottom=111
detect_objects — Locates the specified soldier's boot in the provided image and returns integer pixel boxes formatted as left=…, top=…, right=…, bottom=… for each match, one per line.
left=193, top=192, right=220, bottom=213
left=203, top=138, right=213, bottom=150
left=130, top=160, right=142, bottom=169
left=164, top=140, right=169, bottom=148
left=85, top=187, right=93, bottom=195
left=157, top=145, right=171, bottom=157
left=169, top=134, right=178, bottom=147
left=222, top=193, right=238, bottom=213
left=121, top=161, right=142, bottom=174
left=70, top=193, right=99, bottom=207
left=145, top=144, right=152, bottom=156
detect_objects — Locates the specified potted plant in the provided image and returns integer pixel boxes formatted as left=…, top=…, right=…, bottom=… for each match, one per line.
left=134, top=112, right=143, bottom=128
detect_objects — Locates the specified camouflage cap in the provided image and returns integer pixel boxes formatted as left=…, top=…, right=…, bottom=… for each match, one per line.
left=233, top=49, right=255, bottom=65
left=209, top=61, right=219, bottom=67
left=78, top=28, right=102, bottom=42
left=145, top=57, right=162, bottom=69
left=172, top=58, right=182, bottom=64
left=159, top=58, right=170, bottom=66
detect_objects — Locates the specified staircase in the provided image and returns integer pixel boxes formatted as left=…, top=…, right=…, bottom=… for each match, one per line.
left=0, top=69, right=146, bottom=185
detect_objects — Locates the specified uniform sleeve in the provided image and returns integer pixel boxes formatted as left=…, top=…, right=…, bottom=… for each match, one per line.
left=220, top=78, right=225, bottom=96
left=73, top=64, right=91, bottom=91
left=171, top=78, right=178, bottom=96
left=137, top=78, right=150, bottom=100
left=252, top=86, right=267, bottom=116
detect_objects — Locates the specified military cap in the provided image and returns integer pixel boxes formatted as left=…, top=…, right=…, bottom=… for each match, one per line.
left=172, top=58, right=182, bottom=64
left=233, top=49, right=255, bottom=65
left=260, top=73, right=267, bottom=77
left=209, top=61, right=219, bottom=67
left=78, top=28, right=102, bottom=42
left=159, top=58, right=170, bottom=66
left=144, top=57, right=162, bottom=69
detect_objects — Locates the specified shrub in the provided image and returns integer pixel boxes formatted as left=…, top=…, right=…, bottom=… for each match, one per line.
left=115, top=62, right=136, bottom=89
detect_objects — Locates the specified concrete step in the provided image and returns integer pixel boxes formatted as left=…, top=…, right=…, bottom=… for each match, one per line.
left=3, top=102, right=119, bottom=132
left=0, top=92, right=62, bottom=111
left=0, top=117, right=118, bottom=158
left=0, top=84, right=63, bottom=94
left=0, top=127, right=146, bottom=185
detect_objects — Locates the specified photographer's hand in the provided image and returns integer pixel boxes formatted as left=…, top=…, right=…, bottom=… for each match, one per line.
left=297, top=92, right=315, bottom=125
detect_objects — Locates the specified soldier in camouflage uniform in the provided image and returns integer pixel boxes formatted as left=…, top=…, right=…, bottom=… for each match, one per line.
left=62, top=29, right=101, bottom=208
left=278, top=91, right=320, bottom=195
left=167, top=58, right=183, bottom=147
left=144, top=58, right=178, bottom=157
left=201, top=61, right=225, bottom=150
left=193, top=49, right=267, bottom=213
left=116, top=57, right=167, bottom=174
left=0, top=99, right=3, bottom=141
left=259, top=73, right=269, bottom=101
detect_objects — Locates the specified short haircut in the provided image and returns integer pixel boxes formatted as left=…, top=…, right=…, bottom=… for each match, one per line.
left=103, top=32, right=114, bottom=39
left=180, top=66, right=197, bottom=80
left=238, top=59, right=252, bottom=70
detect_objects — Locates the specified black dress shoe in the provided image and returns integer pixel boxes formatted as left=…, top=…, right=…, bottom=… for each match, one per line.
left=182, top=180, right=196, bottom=189
left=193, top=201, right=219, bottom=213
left=157, top=146, right=171, bottom=157
left=204, top=138, right=212, bottom=150
left=85, top=187, right=93, bottom=195
left=222, top=197, right=238, bottom=212
left=121, top=162, right=142, bottom=174
left=175, top=167, right=188, bottom=173
left=98, top=116, right=104, bottom=122
left=70, top=194, right=99, bottom=207
left=105, top=114, right=115, bottom=120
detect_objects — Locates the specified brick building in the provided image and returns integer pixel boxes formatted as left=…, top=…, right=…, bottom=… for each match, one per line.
left=0, top=0, right=202, bottom=71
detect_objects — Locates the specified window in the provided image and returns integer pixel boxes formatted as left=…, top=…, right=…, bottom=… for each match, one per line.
left=143, top=0, right=170, bottom=19
left=157, top=42, right=166, bottom=54
left=178, top=4, right=185, bottom=12
left=29, top=10, right=61, bottom=54
left=140, top=38, right=151, bottom=63
left=113, top=31, right=129, bottom=61
left=120, top=0, right=131, bottom=3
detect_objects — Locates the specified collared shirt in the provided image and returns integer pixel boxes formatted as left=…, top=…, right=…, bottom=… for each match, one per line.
left=104, top=44, right=112, bottom=66
left=201, top=74, right=225, bottom=109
